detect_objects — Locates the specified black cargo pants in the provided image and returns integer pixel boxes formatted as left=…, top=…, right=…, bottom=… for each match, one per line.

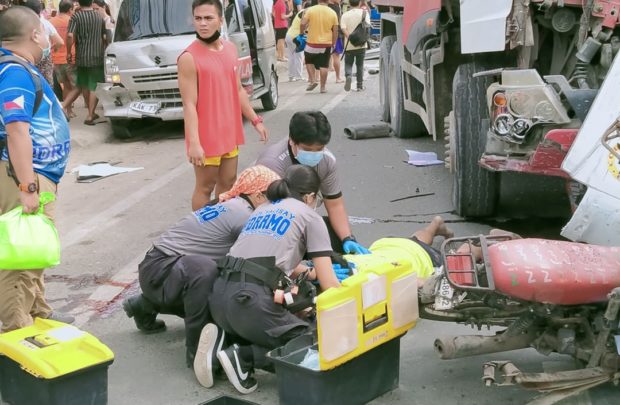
left=209, top=271, right=310, bottom=369
left=138, top=247, right=219, bottom=356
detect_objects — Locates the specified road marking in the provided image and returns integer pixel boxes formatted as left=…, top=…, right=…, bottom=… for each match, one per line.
left=62, top=163, right=190, bottom=249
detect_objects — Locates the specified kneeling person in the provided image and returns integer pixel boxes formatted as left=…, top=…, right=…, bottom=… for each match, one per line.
left=122, top=166, right=280, bottom=368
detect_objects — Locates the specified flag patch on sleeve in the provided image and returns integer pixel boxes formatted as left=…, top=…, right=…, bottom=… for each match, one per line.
left=3, top=95, right=25, bottom=111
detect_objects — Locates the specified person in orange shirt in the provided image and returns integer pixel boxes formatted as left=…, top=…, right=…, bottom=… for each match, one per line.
left=49, top=0, right=76, bottom=117
left=178, top=0, right=269, bottom=211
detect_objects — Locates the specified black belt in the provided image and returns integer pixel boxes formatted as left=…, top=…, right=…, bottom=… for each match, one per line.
left=217, top=256, right=285, bottom=290
left=226, top=272, right=268, bottom=286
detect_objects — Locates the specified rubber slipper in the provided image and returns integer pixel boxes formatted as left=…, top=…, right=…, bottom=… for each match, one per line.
left=84, top=119, right=95, bottom=126
left=320, top=88, right=327, bottom=93
left=93, top=113, right=100, bottom=121
left=306, top=83, right=318, bottom=91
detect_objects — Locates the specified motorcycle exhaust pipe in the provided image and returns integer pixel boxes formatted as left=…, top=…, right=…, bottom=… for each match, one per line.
left=434, top=332, right=536, bottom=360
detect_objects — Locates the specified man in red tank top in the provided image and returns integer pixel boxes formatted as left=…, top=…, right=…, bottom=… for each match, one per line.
left=179, top=0, right=269, bottom=211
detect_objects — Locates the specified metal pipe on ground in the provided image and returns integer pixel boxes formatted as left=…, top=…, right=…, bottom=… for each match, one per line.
left=434, top=332, right=536, bottom=360
left=344, top=123, right=392, bottom=140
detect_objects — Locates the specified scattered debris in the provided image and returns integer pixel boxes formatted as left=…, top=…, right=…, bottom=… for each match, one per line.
left=71, top=162, right=144, bottom=183
left=344, top=122, right=392, bottom=140
left=405, top=150, right=445, bottom=167
left=389, top=192, right=435, bottom=203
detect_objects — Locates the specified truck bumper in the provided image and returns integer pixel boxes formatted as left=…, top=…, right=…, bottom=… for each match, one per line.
left=480, top=129, right=577, bottom=178
left=95, top=83, right=183, bottom=121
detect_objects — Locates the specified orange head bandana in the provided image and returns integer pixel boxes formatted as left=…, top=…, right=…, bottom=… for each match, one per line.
left=219, top=165, right=281, bottom=203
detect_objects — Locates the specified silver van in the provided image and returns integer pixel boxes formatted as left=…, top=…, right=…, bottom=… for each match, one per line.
left=96, top=0, right=278, bottom=138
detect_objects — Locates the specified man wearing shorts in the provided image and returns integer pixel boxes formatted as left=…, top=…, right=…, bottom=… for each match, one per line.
left=179, top=0, right=268, bottom=211
left=63, top=0, right=107, bottom=125
left=300, top=0, right=338, bottom=93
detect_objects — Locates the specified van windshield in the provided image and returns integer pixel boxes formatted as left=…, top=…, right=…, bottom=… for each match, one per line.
left=114, top=0, right=194, bottom=42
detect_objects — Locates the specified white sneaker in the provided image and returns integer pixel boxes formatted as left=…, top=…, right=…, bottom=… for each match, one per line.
left=194, top=323, right=226, bottom=388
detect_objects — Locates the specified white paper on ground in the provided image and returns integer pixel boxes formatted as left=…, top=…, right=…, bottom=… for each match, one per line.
left=71, top=163, right=144, bottom=182
left=406, top=150, right=445, bottom=167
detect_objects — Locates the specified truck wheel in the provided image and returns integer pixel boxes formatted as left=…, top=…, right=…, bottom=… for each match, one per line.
left=450, top=62, right=498, bottom=217
left=110, top=118, right=134, bottom=139
left=261, top=70, right=278, bottom=111
left=388, top=41, right=426, bottom=138
left=379, top=35, right=396, bottom=122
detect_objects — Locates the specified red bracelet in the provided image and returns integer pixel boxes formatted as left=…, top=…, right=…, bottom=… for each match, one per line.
left=251, top=115, right=263, bottom=126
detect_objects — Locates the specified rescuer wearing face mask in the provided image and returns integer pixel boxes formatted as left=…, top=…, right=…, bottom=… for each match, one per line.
left=0, top=6, right=74, bottom=331
left=256, top=110, right=370, bottom=255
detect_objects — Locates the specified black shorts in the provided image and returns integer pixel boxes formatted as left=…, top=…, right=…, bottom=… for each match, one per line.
left=275, top=28, right=287, bottom=40
left=410, top=237, right=442, bottom=267
left=304, top=47, right=331, bottom=69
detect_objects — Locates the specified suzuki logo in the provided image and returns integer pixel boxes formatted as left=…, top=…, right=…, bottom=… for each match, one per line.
left=154, top=56, right=161, bottom=65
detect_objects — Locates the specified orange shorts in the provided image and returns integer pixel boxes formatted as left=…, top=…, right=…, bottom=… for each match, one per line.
left=203, top=147, right=239, bottom=166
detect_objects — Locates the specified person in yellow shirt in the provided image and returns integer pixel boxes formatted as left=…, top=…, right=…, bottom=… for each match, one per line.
left=300, top=0, right=338, bottom=93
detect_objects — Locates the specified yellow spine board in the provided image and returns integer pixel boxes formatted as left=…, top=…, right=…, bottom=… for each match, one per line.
left=0, top=318, right=114, bottom=379
left=316, top=255, right=419, bottom=370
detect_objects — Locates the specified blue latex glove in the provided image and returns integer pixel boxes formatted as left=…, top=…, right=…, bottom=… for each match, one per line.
left=332, top=263, right=351, bottom=282
left=343, top=240, right=371, bottom=255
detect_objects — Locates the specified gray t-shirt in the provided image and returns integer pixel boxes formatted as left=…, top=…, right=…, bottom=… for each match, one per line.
left=229, top=198, right=333, bottom=275
left=155, top=197, right=253, bottom=260
left=255, top=138, right=342, bottom=198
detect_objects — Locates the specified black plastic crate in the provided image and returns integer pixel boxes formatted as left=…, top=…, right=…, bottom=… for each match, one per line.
left=267, top=334, right=401, bottom=405
left=0, top=355, right=112, bottom=405
left=199, top=395, right=260, bottom=404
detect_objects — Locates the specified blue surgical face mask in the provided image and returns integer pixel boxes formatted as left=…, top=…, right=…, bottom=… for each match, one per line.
left=296, top=149, right=324, bottom=167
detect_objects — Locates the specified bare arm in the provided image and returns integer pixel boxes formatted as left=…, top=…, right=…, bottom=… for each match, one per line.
left=237, top=71, right=268, bottom=143
left=66, top=33, right=74, bottom=62
left=6, top=122, right=39, bottom=213
left=300, top=15, right=309, bottom=33
left=332, top=24, right=338, bottom=46
left=314, top=256, right=340, bottom=290
left=178, top=52, right=203, bottom=165
left=323, top=196, right=352, bottom=242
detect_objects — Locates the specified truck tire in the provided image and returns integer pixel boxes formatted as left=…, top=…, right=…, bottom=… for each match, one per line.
left=261, top=70, right=278, bottom=111
left=110, top=118, right=133, bottom=139
left=388, top=41, right=426, bottom=138
left=379, top=35, right=396, bottom=122
left=451, top=62, right=498, bottom=217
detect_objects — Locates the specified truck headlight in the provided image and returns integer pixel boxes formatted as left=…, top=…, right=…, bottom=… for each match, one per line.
left=105, top=56, right=121, bottom=84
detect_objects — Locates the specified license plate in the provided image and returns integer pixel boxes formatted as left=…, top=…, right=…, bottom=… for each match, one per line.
left=129, top=101, right=160, bottom=114
left=434, top=278, right=455, bottom=310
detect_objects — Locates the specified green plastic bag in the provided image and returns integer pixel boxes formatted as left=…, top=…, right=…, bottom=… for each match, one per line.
left=0, top=192, right=60, bottom=270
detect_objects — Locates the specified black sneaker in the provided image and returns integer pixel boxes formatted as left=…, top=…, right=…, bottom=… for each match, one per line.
left=344, top=76, right=352, bottom=92
left=217, top=344, right=257, bottom=394
left=122, top=295, right=166, bottom=334
left=194, top=323, right=226, bottom=388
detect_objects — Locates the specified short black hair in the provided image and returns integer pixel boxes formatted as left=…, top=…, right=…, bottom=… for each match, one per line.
left=266, top=165, right=321, bottom=202
left=289, top=111, right=331, bottom=145
left=93, top=0, right=105, bottom=6
left=349, top=0, right=361, bottom=7
left=78, top=0, right=93, bottom=7
left=21, top=0, right=41, bottom=14
left=0, top=6, right=40, bottom=41
left=59, top=0, right=73, bottom=13
left=192, top=0, right=223, bottom=16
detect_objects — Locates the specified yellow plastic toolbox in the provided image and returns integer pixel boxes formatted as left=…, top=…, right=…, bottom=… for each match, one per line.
left=316, top=253, right=419, bottom=370
left=0, top=318, right=114, bottom=405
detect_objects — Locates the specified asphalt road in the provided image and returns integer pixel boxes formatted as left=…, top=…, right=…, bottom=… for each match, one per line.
left=34, top=61, right=619, bottom=405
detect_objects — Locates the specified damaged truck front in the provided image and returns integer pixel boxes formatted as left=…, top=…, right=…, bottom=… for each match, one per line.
left=375, top=0, right=620, bottom=222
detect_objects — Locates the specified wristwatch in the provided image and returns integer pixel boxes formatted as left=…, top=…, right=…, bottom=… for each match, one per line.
left=18, top=182, right=38, bottom=193
left=251, top=115, right=264, bottom=126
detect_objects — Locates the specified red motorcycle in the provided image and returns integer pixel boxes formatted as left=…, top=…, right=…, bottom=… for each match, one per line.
left=419, top=235, right=620, bottom=403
